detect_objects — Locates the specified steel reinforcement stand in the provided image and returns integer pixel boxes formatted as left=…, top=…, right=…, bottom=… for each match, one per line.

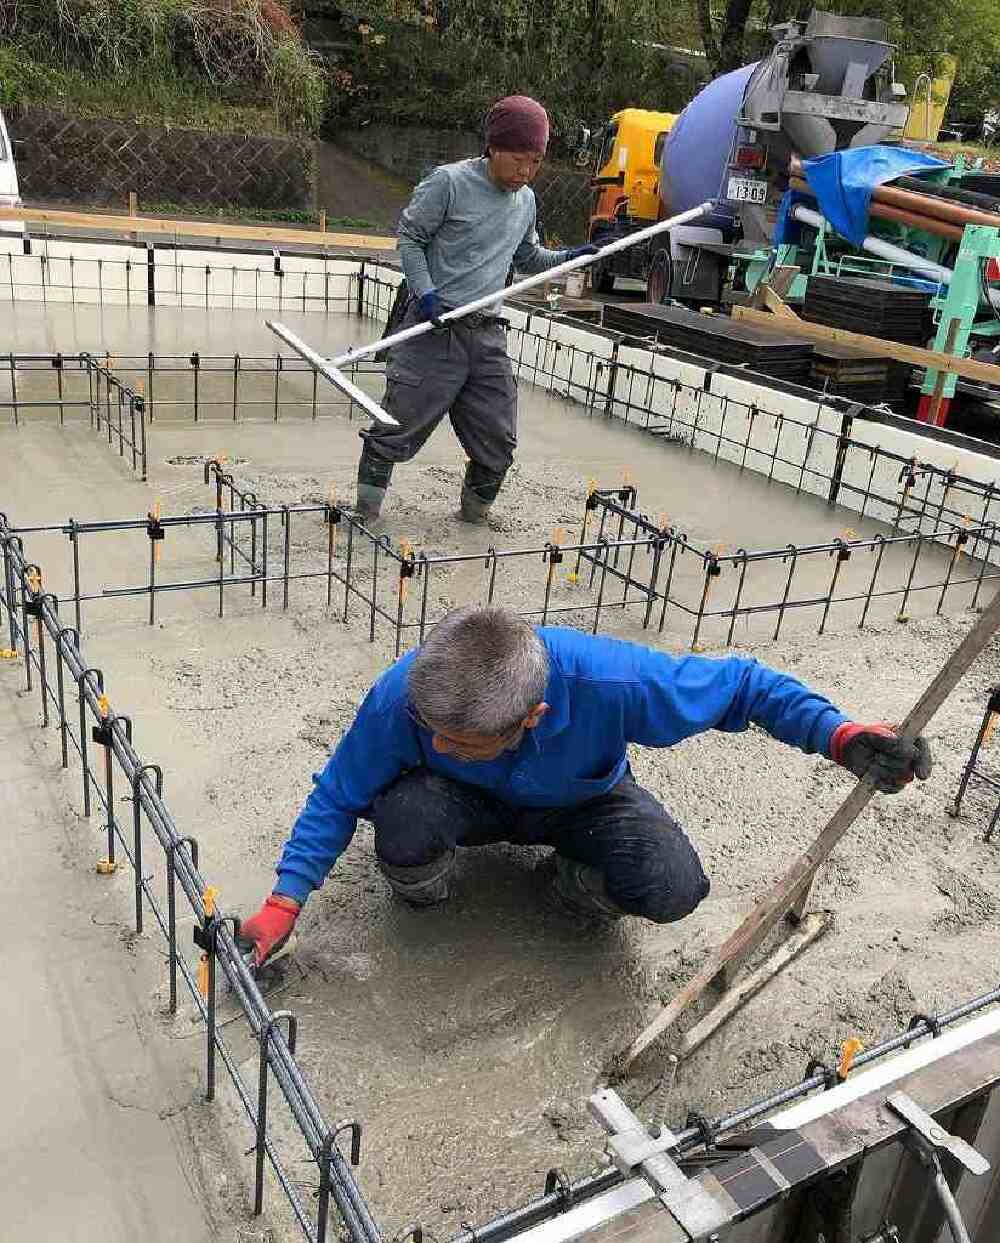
left=950, top=685, right=1000, bottom=840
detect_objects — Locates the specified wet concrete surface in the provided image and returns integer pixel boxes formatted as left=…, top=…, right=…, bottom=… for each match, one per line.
left=4, top=300, right=1000, bottom=1240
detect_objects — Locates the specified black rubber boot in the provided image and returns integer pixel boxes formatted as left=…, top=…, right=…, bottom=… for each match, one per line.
left=378, top=851, right=456, bottom=907
left=459, top=460, right=507, bottom=524
left=552, top=856, right=626, bottom=921
left=356, top=443, right=394, bottom=519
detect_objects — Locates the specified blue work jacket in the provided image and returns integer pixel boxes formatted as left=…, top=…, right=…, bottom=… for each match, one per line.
left=275, top=627, right=848, bottom=902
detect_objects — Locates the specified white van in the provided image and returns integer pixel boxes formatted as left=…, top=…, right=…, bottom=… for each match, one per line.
left=0, top=109, right=23, bottom=234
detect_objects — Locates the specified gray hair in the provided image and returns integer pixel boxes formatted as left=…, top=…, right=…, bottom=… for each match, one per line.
left=408, top=606, right=550, bottom=736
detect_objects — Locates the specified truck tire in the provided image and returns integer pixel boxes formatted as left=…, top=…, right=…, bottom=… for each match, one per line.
left=647, top=249, right=672, bottom=304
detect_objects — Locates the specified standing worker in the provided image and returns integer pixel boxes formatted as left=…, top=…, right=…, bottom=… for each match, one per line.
left=239, top=607, right=932, bottom=964
left=354, top=95, right=597, bottom=525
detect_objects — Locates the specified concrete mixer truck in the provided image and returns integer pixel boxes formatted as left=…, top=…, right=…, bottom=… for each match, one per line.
left=589, top=9, right=911, bottom=305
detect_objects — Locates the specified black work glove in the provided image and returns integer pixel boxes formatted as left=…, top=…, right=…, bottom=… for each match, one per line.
left=830, top=722, right=933, bottom=794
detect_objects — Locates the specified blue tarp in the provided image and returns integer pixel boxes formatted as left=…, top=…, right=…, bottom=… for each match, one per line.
left=794, top=145, right=949, bottom=245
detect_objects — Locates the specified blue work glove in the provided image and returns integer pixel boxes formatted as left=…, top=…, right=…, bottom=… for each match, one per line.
left=416, top=289, right=445, bottom=327
left=565, top=244, right=600, bottom=260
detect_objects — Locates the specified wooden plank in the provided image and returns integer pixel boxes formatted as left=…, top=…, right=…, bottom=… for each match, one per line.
left=927, top=317, right=963, bottom=426
left=761, top=284, right=800, bottom=319
left=678, top=911, right=832, bottom=1061
left=768, top=266, right=801, bottom=301
left=612, top=581, right=1000, bottom=1077
left=733, top=304, right=1000, bottom=387
left=0, top=204, right=395, bottom=252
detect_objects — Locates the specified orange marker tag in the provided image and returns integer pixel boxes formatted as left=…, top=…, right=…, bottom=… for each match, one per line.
left=838, top=1037, right=864, bottom=1080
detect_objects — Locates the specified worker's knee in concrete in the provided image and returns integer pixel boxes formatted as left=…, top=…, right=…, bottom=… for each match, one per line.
left=603, top=825, right=710, bottom=925
left=372, top=770, right=468, bottom=867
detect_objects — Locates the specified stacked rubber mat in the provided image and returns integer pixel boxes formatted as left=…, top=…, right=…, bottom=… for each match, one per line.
left=810, top=342, right=911, bottom=407
left=603, top=302, right=814, bottom=382
left=803, top=275, right=930, bottom=346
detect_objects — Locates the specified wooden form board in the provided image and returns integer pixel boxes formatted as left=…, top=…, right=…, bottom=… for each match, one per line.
left=733, top=304, right=1000, bottom=387
left=0, top=204, right=395, bottom=252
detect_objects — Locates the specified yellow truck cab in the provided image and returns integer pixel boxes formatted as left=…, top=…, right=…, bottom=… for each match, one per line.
left=588, top=107, right=676, bottom=293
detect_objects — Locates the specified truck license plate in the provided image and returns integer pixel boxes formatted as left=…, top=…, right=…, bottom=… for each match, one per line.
left=727, top=176, right=767, bottom=204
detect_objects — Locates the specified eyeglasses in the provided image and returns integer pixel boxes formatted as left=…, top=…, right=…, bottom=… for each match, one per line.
left=407, top=704, right=526, bottom=757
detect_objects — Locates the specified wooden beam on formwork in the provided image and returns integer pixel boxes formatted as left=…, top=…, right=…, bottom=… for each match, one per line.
left=0, top=205, right=395, bottom=252
left=733, top=304, right=1000, bottom=387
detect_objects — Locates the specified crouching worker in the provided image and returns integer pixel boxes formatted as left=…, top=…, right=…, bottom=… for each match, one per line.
left=240, top=607, right=932, bottom=964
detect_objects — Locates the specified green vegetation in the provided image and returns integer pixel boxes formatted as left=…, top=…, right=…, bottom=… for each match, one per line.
left=325, top=0, right=706, bottom=142
left=143, top=200, right=379, bottom=228
left=0, top=0, right=327, bottom=134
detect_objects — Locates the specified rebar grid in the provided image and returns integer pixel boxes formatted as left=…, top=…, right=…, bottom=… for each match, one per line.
left=582, top=488, right=999, bottom=648
left=0, top=512, right=379, bottom=1243
left=0, top=349, right=381, bottom=429
left=14, top=462, right=997, bottom=654
left=0, top=239, right=371, bottom=316
left=1, top=351, right=148, bottom=480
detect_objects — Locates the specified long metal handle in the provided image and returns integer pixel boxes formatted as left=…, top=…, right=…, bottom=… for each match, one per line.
left=266, top=201, right=710, bottom=428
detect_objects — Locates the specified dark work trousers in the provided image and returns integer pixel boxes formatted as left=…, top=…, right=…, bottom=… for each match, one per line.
left=360, top=303, right=517, bottom=477
left=371, top=768, right=710, bottom=924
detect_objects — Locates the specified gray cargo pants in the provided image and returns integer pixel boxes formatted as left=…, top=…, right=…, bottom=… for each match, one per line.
left=361, top=303, right=517, bottom=478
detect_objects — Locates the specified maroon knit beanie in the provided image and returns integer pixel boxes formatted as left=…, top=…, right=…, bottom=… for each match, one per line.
left=485, top=96, right=550, bottom=154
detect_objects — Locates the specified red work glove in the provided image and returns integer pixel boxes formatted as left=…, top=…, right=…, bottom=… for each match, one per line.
left=830, top=722, right=933, bottom=794
left=238, top=894, right=300, bottom=967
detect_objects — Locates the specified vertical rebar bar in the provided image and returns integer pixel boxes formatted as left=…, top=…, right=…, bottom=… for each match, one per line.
left=726, top=550, right=750, bottom=647
left=937, top=531, right=966, bottom=615
left=232, top=353, right=240, bottom=422
left=166, top=836, right=198, bottom=1015
left=691, top=558, right=719, bottom=650
left=282, top=507, right=291, bottom=611
left=55, top=626, right=76, bottom=769
left=70, top=521, right=82, bottom=633
left=592, top=539, right=611, bottom=636
left=859, top=537, right=887, bottom=629
left=9, top=353, right=17, bottom=427
left=818, top=544, right=849, bottom=636
left=261, top=510, right=269, bottom=610
left=273, top=355, right=282, bottom=422
left=131, top=765, right=162, bottom=935
left=254, top=1013, right=298, bottom=1216
left=773, top=546, right=798, bottom=642
left=898, top=532, right=925, bottom=619
left=370, top=539, right=380, bottom=642
left=658, top=537, right=681, bottom=635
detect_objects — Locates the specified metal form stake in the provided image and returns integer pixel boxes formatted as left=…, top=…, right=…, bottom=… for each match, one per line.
left=317, top=1122, right=363, bottom=1243
left=55, top=626, right=78, bottom=768
left=166, top=836, right=199, bottom=1014
left=131, top=765, right=163, bottom=935
left=75, top=666, right=103, bottom=819
left=254, top=1011, right=298, bottom=1216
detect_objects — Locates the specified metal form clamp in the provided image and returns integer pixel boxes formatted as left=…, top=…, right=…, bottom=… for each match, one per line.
left=588, top=1088, right=733, bottom=1240
left=886, top=1091, right=990, bottom=1243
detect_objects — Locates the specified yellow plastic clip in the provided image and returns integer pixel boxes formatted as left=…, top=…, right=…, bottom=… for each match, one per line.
left=840, top=528, right=857, bottom=541
left=197, top=954, right=210, bottom=1000
left=621, top=466, right=634, bottom=489
left=838, top=1037, right=864, bottom=1081
left=202, top=885, right=218, bottom=918
left=26, top=568, right=41, bottom=594
left=398, top=538, right=413, bottom=604
left=586, top=478, right=597, bottom=498
left=97, top=693, right=110, bottom=719
left=0, top=648, right=17, bottom=660
left=95, top=858, right=118, bottom=875
left=985, top=711, right=999, bottom=748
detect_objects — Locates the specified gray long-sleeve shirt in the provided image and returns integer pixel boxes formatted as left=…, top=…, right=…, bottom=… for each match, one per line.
left=397, top=157, right=567, bottom=309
